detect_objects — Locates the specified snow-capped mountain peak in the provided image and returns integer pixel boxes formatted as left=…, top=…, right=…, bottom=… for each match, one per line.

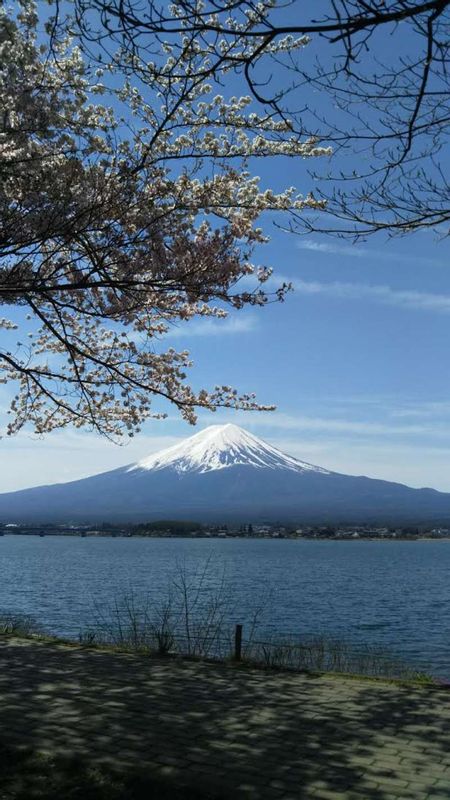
left=130, top=423, right=330, bottom=475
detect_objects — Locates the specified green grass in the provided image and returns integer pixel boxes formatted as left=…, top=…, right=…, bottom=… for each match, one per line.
left=0, top=742, right=221, bottom=800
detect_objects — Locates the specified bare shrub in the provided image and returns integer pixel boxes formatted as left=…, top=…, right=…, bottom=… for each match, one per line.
left=245, top=634, right=430, bottom=681
left=76, top=562, right=430, bottom=682
left=0, top=613, right=42, bottom=637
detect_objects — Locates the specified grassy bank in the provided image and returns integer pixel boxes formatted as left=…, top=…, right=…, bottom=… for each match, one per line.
left=0, top=608, right=433, bottom=685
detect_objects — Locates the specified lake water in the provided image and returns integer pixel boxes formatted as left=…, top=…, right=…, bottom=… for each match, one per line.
left=0, top=535, right=449, bottom=678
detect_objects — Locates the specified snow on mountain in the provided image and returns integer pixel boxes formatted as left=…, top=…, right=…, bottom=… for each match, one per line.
left=129, top=423, right=330, bottom=475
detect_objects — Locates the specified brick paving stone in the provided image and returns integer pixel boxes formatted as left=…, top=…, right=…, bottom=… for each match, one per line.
left=430, top=779, right=450, bottom=792
left=407, top=781, right=441, bottom=793
left=1, top=637, right=449, bottom=800
left=426, top=795, right=450, bottom=800
left=310, top=791, right=370, bottom=800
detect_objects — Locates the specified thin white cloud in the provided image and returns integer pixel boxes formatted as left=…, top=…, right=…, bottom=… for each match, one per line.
left=292, top=278, right=450, bottom=313
left=0, top=430, right=183, bottom=492
left=298, top=240, right=367, bottom=258
left=246, top=270, right=450, bottom=313
left=166, top=315, right=257, bottom=338
left=282, top=438, right=450, bottom=492
left=197, top=410, right=450, bottom=439
left=391, top=401, right=450, bottom=419
left=297, top=238, right=446, bottom=267
left=276, top=415, right=443, bottom=437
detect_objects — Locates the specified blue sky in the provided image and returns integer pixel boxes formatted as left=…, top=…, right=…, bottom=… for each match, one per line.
left=2, top=3, right=450, bottom=494
left=2, top=224, right=450, bottom=494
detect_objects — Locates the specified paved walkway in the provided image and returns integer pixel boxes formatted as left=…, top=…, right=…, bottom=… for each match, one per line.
left=0, top=638, right=449, bottom=800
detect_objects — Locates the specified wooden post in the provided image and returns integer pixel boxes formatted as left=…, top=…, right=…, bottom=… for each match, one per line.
left=234, top=624, right=243, bottom=661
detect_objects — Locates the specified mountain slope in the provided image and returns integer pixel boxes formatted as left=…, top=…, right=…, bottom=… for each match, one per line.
left=1, top=423, right=450, bottom=524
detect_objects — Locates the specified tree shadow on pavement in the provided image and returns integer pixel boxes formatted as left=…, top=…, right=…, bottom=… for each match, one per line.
left=0, top=638, right=448, bottom=800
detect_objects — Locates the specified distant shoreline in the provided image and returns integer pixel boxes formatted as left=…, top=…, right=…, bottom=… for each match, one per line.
left=1, top=532, right=450, bottom=542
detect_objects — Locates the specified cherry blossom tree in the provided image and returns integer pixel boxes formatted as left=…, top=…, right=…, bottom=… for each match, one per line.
left=74, top=0, right=450, bottom=238
left=0, top=1, right=329, bottom=438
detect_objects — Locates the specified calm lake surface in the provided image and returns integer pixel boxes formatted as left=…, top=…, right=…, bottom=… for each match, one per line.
left=0, top=535, right=449, bottom=678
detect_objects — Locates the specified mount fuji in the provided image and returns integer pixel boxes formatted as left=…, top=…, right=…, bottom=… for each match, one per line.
left=1, top=423, right=450, bottom=524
